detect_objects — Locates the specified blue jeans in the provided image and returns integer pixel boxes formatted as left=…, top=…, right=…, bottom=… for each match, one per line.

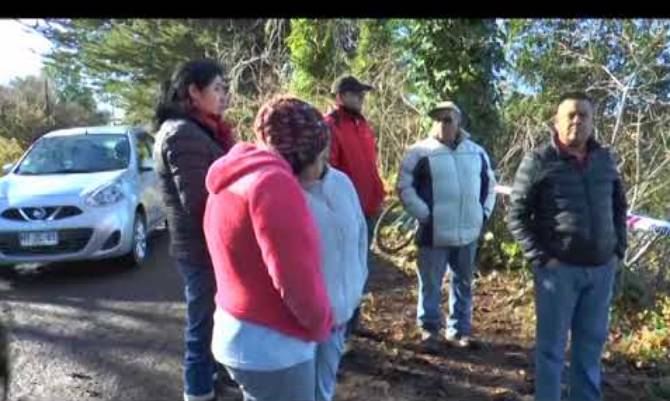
left=225, top=359, right=316, bottom=401
left=176, top=260, right=217, bottom=401
left=315, top=326, right=348, bottom=401
left=534, top=258, right=616, bottom=401
left=416, top=243, right=477, bottom=337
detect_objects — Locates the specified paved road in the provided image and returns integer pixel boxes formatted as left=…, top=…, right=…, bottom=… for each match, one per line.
left=0, top=232, right=192, bottom=401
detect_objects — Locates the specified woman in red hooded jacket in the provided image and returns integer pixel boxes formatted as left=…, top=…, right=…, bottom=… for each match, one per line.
left=204, top=95, right=333, bottom=401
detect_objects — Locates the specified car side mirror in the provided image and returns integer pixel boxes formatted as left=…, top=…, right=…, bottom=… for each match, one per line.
left=2, top=163, right=13, bottom=175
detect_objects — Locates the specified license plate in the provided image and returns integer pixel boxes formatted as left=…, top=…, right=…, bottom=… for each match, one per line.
left=19, top=231, right=59, bottom=247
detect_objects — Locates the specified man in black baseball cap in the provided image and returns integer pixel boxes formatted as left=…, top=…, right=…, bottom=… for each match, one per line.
left=331, top=75, right=374, bottom=95
left=325, top=74, right=383, bottom=223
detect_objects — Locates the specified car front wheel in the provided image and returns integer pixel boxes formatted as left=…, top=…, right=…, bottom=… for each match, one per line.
left=121, top=213, right=148, bottom=268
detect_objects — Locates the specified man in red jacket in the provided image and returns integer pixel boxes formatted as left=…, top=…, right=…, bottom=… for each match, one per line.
left=326, top=75, right=386, bottom=339
left=326, top=75, right=386, bottom=240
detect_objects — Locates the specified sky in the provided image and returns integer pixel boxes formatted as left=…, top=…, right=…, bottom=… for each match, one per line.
left=0, top=19, right=52, bottom=85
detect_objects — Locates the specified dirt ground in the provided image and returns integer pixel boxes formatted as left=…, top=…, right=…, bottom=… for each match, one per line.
left=334, top=253, right=670, bottom=401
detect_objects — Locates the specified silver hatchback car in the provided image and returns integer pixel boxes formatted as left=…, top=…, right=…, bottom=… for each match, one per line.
left=0, top=126, right=166, bottom=268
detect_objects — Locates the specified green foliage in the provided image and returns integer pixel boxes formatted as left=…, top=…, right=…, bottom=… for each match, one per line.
left=399, top=19, right=504, bottom=147
left=351, top=20, right=394, bottom=79
left=287, top=19, right=337, bottom=98
left=286, top=19, right=358, bottom=101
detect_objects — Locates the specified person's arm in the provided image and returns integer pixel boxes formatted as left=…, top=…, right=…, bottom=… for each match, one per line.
left=367, top=124, right=387, bottom=199
left=327, top=119, right=345, bottom=172
left=249, top=170, right=333, bottom=341
left=507, top=153, right=550, bottom=266
left=163, top=129, right=212, bottom=221
left=480, top=150, right=497, bottom=221
left=337, top=171, right=370, bottom=300
left=396, top=147, right=430, bottom=223
left=613, top=174, right=628, bottom=260
left=351, top=177, right=369, bottom=290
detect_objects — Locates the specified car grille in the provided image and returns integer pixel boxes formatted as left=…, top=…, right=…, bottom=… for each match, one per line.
left=0, top=228, right=93, bottom=256
left=0, top=206, right=84, bottom=222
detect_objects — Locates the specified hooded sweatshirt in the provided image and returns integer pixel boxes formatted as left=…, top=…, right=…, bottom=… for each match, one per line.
left=204, top=142, right=333, bottom=343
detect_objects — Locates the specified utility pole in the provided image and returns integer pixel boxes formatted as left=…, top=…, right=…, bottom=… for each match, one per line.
left=44, top=78, right=51, bottom=117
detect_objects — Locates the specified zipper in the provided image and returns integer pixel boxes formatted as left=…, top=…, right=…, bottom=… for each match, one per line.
left=452, top=146, right=464, bottom=244
left=581, top=165, right=594, bottom=241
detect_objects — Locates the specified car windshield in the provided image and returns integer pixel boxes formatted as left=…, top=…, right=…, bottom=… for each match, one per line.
left=15, top=134, right=131, bottom=175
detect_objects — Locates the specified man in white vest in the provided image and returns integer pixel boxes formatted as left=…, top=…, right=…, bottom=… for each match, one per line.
left=397, top=101, right=497, bottom=347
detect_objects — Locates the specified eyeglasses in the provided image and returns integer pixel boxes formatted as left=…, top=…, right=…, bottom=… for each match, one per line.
left=439, top=117, right=453, bottom=124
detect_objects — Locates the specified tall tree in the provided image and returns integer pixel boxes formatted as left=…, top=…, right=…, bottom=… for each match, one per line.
left=286, top=19, right=359, bottom=102
left=399, top=19, right=505, bottom=149
left=33, top=19, right=277, bottom=125
left=0, top=75, right=108, bottom=146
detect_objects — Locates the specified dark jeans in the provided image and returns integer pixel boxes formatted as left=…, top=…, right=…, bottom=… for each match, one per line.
left=176, top=259, right=217, bottom=399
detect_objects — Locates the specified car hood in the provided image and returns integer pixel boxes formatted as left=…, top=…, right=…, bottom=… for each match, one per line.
left=0, top=170, right=127, bottom=203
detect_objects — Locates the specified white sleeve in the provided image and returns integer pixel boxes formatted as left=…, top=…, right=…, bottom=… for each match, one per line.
left=481, top=150, right=497, bottom=219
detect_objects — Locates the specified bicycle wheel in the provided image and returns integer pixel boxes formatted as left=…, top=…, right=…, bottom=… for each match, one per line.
left=374, top=199, right=418, bottom=255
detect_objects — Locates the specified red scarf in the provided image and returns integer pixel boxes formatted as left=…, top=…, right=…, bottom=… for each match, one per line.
left=192, top=110, right=236, bottom=153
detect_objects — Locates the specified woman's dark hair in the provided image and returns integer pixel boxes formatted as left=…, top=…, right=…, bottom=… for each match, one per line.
left=286, top=148, right=322, bottom=176
left=154, top=58, right=224, bottom=129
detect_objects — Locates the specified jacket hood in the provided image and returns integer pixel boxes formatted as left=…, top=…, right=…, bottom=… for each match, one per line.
left=206, top=142, right=291, bottom=194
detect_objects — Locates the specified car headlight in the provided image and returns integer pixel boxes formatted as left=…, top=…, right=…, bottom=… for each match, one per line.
left=85, top=181, right=125, bottom=207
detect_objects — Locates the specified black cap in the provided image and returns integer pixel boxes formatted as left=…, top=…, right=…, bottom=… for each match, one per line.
left=331, top=75, right=374, bottom=95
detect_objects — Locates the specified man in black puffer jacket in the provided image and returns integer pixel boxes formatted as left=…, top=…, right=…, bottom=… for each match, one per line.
left=507, top=92, right=627, bottom=401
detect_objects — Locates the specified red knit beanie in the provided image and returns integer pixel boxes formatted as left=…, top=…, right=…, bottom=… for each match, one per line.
left=254, top=95, right=330, bottom=174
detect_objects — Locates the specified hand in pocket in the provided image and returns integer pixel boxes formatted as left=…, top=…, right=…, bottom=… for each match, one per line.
left=545, top=258, right=561, bottom=268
